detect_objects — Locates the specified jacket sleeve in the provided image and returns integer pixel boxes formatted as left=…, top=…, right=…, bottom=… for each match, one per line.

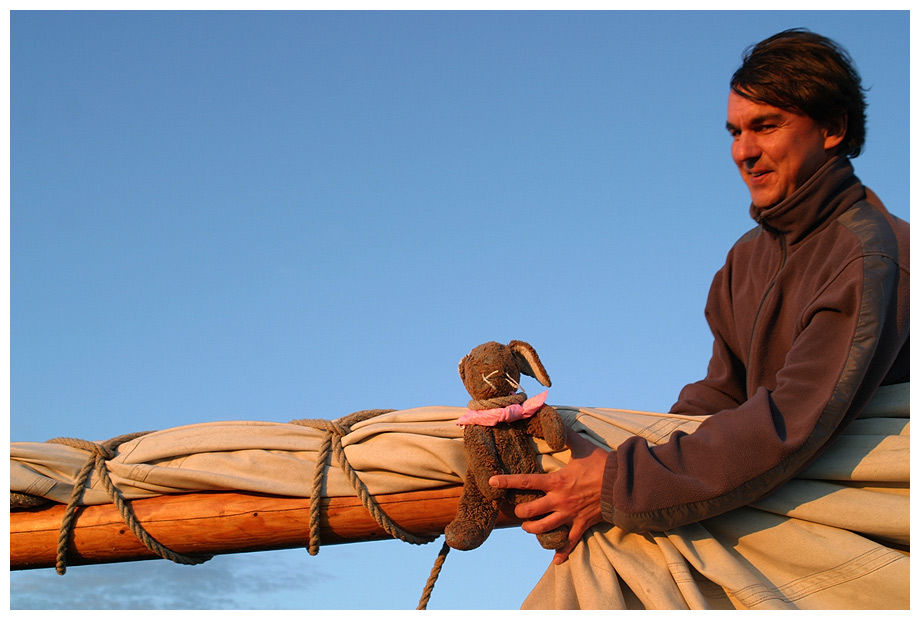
left=667, top=263, right=747, bottom=417
left=600, top=249, right=906, bottom=533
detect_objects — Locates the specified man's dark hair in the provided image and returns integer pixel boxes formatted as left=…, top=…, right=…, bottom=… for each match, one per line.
left=731, top=28, right=868, bottom=158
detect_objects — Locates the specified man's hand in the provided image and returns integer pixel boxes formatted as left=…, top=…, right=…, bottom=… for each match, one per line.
left=489, top=428, right=609, bottom=564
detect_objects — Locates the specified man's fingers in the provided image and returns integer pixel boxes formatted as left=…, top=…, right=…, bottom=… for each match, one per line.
left=489, top=473, right=547, bottom=491
left=513, top=496, right=552, bottom=520
left=551, top=522, right=590, bottom=564
left=552, top=543, right=576, bottom=565
left=518, top=510, right=567, bottom=534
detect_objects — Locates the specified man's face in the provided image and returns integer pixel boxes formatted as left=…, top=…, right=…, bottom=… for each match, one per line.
left=726, top=91, right=844, bottom=209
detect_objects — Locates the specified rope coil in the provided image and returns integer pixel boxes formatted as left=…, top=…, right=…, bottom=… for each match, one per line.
left=47, top=408, right=457, bottom=608
left=290, top=409, right=456, bottom=609
left=289, top=409, right=440, bottom=555
left=47, top=432, right=211, bottom=575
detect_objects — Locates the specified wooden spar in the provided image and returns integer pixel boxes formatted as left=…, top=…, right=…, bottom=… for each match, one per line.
left=10, top=486, right=525, bottom=571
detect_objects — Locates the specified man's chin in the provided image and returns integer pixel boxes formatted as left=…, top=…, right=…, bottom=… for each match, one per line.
left=749, top=191, right=782, bottom=210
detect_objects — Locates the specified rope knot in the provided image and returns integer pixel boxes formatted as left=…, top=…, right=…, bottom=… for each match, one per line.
left=289, top=409, right=439, bottom=558
left=94, top=443, right=117, bottom=460
left=47, top=437, right=112, bottom=459
left=46, top=413, right=449, bottom=608
left=326, top=419, right=351, bottom=438
left=47, top=430, right=210, bottom=575
left=288, top=417, right=350, bottom=437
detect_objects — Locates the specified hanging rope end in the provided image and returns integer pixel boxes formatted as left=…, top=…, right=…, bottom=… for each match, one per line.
left=417, top=540, right=451, bottom=610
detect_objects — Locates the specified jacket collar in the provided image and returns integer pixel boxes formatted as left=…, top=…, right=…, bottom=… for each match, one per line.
left=749, top=156, right=865, bottom=245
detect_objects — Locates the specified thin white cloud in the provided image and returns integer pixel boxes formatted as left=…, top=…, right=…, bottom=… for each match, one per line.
left=10, top=550, right=336, bottom=610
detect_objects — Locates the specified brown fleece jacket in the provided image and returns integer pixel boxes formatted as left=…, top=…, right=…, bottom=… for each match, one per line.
left=601, top=156, right=910, bottom=533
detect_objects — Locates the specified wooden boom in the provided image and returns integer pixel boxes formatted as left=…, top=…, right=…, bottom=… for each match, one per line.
left=10, top=486, right=523, bottom=571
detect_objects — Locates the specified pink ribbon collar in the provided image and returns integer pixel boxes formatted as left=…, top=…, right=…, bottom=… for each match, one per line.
left=457, top=391, right=548, bottom=427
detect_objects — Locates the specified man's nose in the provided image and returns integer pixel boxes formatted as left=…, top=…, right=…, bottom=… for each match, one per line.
left=732, top=132, right=760, bottom=165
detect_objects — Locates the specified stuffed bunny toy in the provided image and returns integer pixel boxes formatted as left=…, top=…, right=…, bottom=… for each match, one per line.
left=444, top=340, right=570, bottom=551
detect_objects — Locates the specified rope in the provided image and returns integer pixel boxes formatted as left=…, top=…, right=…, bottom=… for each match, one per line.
left=416, top=541, right=450, bottom=610
left=414, top=392, right=528, bottom=608
left=467, top=392, right=526, bottom=411
left=47, top=432, right=211, bottom=575
left=46, top=408, right=462, bottom=607
left=289, top=409, right=439, bottom=556
left=291, top=409, right=462, bottom=609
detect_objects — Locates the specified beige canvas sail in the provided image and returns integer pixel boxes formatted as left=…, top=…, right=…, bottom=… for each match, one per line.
left=10, top=383, right=909, bottom=609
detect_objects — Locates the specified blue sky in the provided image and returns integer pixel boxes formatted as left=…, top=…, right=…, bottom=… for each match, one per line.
left=8, top=9, right=910, bottom=610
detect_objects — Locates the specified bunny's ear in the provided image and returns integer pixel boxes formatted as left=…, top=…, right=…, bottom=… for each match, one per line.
left=508, top=340, right=552, bottom=387
left=457, top=353, right=470, bottom=382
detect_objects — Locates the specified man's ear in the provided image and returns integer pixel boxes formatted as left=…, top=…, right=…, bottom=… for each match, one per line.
left=824, top=115, right=847, bottom=152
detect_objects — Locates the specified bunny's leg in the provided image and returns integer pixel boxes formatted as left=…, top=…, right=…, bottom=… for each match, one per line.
left=445, top=469, right=500, bottom=551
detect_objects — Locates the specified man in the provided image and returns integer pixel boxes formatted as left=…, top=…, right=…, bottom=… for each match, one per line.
left=489, top=28, right=910, bottom=566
